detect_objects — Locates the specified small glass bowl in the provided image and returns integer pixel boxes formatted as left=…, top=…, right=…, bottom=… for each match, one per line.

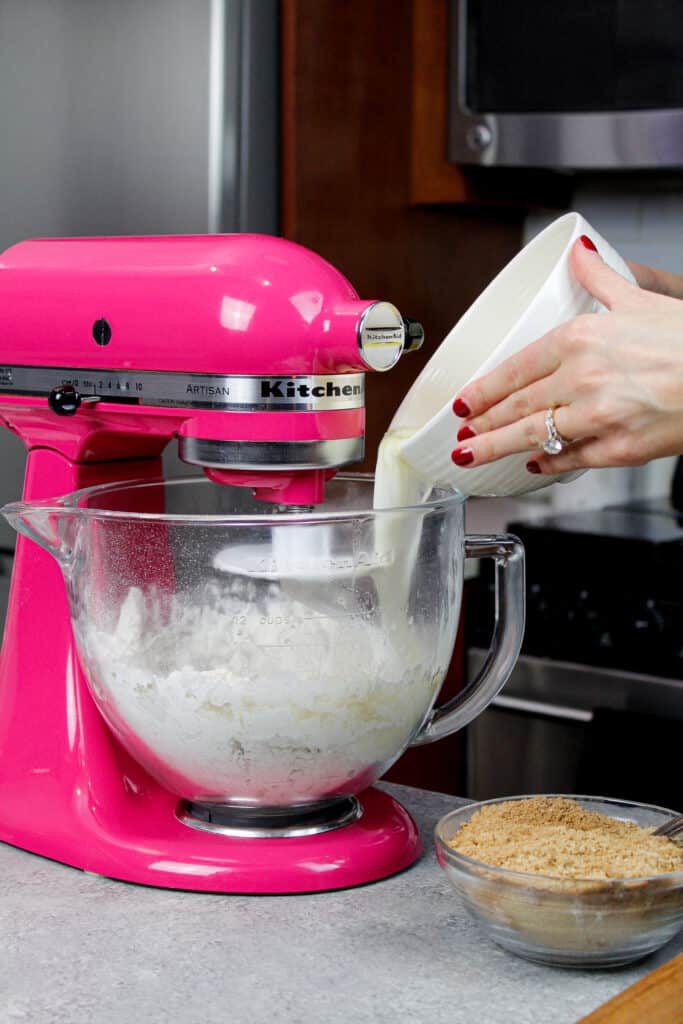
left=435, top=796, right=683, bottom=969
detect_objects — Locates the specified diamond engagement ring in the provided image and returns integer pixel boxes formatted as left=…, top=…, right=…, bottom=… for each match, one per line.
left=543, top=408, right=569, bottom=455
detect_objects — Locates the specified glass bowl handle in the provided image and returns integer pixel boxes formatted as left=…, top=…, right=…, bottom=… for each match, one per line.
left=411, top=534, right=525, bottom=745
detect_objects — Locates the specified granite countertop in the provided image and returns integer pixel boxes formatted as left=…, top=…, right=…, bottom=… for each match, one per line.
left=2, top=783, right=681, bottom=1024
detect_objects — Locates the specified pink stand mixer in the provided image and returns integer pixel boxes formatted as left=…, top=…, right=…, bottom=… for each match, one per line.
left=0, top=235, right=524, bottom=893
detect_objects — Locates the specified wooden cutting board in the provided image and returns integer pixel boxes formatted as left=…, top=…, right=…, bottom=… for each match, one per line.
left=577, top=954, right=683, bottom=1023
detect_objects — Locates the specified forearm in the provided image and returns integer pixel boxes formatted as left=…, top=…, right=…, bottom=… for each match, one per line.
left=627, top=261, right=683, bottom=301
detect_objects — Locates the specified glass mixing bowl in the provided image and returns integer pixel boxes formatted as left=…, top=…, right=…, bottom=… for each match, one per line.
left=5, top=475, right=524, bottom=823
left=435, top=796, right=683, bottom=968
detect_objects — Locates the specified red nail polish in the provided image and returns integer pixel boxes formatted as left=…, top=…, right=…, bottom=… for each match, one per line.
left=452, top=398, right=471, bottom=418
left=579, top=235, right=598, bottom=252
left=526, top=460, right=542, bottom=474
left=451, top=447, right=474, bottom=467
left=457, top=424, right=476, bottom=442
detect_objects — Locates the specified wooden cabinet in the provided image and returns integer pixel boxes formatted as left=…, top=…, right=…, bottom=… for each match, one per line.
left=409, top=0, right=571, bottom=207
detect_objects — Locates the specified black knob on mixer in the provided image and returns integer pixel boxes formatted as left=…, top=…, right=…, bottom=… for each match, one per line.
left=92, top=318, right=112, bottom=346
left=402, top=318, right=425, bottom=353
left=48, top=384, right=81, bottom=416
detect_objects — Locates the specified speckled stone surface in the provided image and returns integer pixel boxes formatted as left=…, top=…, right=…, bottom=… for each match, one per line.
left=1, top=783, right=681, bottom=1024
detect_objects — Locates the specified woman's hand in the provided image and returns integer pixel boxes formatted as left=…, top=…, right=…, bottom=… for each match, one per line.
left=451, top=237, right=683, bottom=476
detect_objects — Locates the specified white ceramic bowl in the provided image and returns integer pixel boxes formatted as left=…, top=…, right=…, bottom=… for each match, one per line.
left=390, top=212, right=637, bottom=497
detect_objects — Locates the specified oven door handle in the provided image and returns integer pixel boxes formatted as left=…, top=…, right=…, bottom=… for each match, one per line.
left=491, top=694, right=594, bottom=723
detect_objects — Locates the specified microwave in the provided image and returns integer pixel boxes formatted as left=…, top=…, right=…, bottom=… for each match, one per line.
left=448, top=0, right=683, bottom=169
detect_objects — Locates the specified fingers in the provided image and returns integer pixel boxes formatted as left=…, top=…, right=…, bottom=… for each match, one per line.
left=459, top=373, right=561, bottom=440
left=453, top=333, right=563, bottom=419
left=525, top=437, right=607, bottom=476
left=525, top=415, right=683, bottom=475
left=571, top=236, right=641, bottom=311
left=451, top=404, right=581, bottom=468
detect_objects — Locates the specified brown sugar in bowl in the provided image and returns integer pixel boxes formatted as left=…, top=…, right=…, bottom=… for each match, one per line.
left=434, top=795, right=683, bottom=969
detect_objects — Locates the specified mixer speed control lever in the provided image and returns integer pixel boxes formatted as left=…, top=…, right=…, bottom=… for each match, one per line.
left=48, top=384, right=100, bottom=416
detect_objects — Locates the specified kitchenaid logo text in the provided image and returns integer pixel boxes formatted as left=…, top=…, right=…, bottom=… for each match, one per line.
left=260, top=379, right=362, bottom=399
left=363, top=328, right=404, bottom=344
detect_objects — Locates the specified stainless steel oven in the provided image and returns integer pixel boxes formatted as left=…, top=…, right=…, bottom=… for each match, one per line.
left=464, top=499, right=683, bottom=809
left=449, top=0, right=683, bottom=169
left=466, top=650, right=683, bottom=809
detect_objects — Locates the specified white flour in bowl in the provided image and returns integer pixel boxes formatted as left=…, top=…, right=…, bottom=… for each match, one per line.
left=75, top=580, right=442, bottom=804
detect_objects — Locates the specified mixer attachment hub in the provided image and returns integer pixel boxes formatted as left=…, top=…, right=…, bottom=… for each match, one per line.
left=177, top=796, right=363, bottom=839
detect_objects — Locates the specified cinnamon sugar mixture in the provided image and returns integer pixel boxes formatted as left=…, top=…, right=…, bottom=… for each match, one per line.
left=447, top=797, right=683, bottom=880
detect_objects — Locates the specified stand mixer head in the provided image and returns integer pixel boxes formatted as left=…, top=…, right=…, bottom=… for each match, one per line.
left=0, top=234, right=423, bottom=505
left=0, top=234, right=437, bottom=893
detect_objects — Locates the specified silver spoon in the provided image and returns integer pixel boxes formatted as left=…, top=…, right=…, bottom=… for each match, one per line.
left=652, top=812, right=683, bottom=842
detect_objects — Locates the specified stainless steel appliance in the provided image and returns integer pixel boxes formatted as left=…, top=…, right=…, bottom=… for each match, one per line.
left=466, top=651, right=682, bottom=806
left=465, top=502, right=683, bottom=807
left=449, top=0, right=683, bottom=169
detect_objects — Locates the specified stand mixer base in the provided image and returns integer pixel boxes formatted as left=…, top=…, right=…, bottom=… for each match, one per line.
left=0, top=785, right=422, bottom=894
